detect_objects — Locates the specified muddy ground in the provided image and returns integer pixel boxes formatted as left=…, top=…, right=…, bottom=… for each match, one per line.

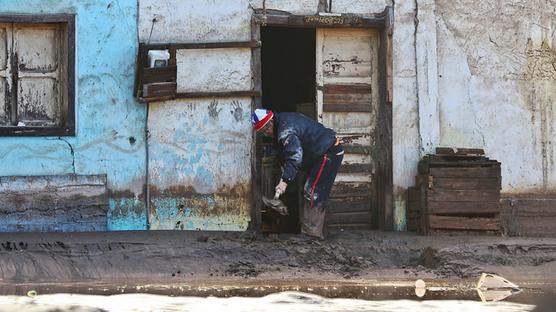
left=0, top=230, right=555, bottom=296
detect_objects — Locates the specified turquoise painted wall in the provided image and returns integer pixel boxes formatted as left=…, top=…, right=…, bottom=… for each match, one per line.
left=0, top=0, right=147, bottom=230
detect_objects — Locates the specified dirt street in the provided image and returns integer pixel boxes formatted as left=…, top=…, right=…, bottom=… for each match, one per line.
left=0, top=230, right=555, bottom=297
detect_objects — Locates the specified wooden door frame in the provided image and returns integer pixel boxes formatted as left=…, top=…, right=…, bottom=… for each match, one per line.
left=250, top=7, right=393, bottom=231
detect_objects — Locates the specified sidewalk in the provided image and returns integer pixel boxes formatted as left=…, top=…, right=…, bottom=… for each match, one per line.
left=0, top=230, right=555, bottom=296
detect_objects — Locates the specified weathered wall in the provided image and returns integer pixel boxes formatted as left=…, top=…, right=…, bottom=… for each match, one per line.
left=148, top=99, right=252, bottom=230
left=434, top=0, right=556, bottom=194
left=139, top=0, right=393, bottom=230
left=0, top=0, right=147, bottom=231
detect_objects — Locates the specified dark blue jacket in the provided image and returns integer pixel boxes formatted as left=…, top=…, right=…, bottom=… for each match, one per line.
left=274, top=112, right=336, bottom=183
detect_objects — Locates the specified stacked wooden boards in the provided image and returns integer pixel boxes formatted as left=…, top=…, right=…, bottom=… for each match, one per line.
left=407, top=148, right=501, bottom=234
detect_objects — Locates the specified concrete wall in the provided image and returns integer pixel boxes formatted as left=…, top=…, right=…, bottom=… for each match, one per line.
left=0, top=0, right=147, bottom=231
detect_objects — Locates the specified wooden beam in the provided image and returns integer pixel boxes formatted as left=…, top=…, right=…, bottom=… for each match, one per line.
left=141, top=41, right=260, bottom=51
left=428, top=215, right=500, bottom=231
left=323, top=103, right=372, bottom=112
left=175, top=91, right=261, bottom=99
left=250, top=18, right=263, bottom=233
left=427, top=201, right=500, bottom=214
left=339, top=163, right=372, bottom=173
left=254, top=13, right=386, bottom=28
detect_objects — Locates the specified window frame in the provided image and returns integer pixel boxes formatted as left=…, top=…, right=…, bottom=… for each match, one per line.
left=0, top=13, right=75, bottom=136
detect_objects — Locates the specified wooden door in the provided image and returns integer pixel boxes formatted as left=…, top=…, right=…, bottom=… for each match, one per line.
left=316, top=28, right=380, bottom=229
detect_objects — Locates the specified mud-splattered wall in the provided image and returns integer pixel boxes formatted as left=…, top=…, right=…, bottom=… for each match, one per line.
left=0, top=0, right=147, bottom=231
left=395, top=0, right=556, bottom=232
left=435, top=0, right=556, bottom=193
left=139, top=0, right=391, bottom=231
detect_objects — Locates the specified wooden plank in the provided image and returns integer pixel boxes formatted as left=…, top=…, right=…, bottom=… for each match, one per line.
left=407, top=187, right=420, bottom=202
left=377, top=23, right=393, bottom=231
left=142, top=82, right=176, bottom=98
left=324, top=93, right=372, bottom=105
left=432, top=177, right=500, bottom=190
left=327, top=197, right=370, bottom=213
left=418, top=161, right=499, bottom=174
left=141, top=66, right=177, bottom=84
left=427, top=201, right=500, bottom=214
left=436, top=147, right=485, bottom=156
left=326, top=223, right=371, bottom=230
left=323, top=103, right=372, bottom=112
left=174, top=90, right=261, bottom=99
left=323, top=83, right=371, bottom=94
left=339, top=163, right=372, bottom=173
left=427, top=167, right=501, bottom=178
left=0, top=13, right=75, bottom=23
left=256, top=14, right=386, bottom=28
left=142, top=41, right=260, bottom=51
left=343, top=145, right=371, bottom=154
left=428, top=215, right=500, bottom=231
left=500, top=197, right=556, bottom=237
left=407, top=199, right=420, bottom=214
left=251, top=18, right=262, bottom=233
left=428, top=189, right=500, bottom=202
left=330, top=182, right=372, bottom=198
left=326, top=211, right=372, bottom=224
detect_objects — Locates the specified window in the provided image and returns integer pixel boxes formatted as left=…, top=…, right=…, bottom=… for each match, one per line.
left=0, top=14, right=75, bottom=136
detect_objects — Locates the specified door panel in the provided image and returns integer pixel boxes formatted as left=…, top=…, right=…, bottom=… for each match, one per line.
left=15, top=25, right=58, bottom=72
left=13, top=24, right=61, bottom=126
left=0, top=24, right=9, bottom=125
left=17, top=77, right=59, bottom=125
left=316, top=28, right=380, bottom=229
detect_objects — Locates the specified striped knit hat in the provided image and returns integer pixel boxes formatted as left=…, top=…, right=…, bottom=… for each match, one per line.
left=251, top=109, right=273, bottom=131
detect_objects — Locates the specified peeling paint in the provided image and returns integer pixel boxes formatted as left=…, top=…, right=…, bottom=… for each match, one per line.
left=0, top=0, right=147, bottom=231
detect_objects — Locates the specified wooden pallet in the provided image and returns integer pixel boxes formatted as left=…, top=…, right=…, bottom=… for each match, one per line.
left=407, top=152, right=501, bottom=235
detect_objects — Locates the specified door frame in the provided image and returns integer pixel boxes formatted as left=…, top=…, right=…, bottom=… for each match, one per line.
left=250, top=7, right=393, bottom=231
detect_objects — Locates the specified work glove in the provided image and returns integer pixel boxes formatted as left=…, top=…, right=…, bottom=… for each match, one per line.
left=275, top=179, right=288, bottom=198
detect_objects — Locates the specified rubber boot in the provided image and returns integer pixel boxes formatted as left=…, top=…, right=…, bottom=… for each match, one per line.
left=301, top=201, right=326, bottom=239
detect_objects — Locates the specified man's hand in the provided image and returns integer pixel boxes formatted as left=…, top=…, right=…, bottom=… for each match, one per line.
left=275, top=179, right=288, bottom=198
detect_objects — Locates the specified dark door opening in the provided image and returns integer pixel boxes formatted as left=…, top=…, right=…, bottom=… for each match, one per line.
left=260, top=26, right=316, bottom=233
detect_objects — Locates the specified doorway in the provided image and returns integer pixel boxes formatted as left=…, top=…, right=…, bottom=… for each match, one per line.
left=260, top=26, right=316, bottom=233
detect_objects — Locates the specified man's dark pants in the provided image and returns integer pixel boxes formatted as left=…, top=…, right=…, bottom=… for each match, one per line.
left=302, top=144, right=344, bottom=238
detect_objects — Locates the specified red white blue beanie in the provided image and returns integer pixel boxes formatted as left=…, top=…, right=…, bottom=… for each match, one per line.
left=251, top=108, right=273, bottom=131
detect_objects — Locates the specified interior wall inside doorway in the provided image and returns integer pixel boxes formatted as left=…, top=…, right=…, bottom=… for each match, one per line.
left=261, top=27, right=316, bottom=118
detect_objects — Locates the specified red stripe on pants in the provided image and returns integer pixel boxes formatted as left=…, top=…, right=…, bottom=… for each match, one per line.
left=310, top=155, right=328, bottom=208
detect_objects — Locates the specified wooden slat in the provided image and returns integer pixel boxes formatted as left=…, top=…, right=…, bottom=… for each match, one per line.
left=343, top=145, right=371, bottom=154
left=428, top=189, right=500, bottom=202
left=428, top=215, right=500, bottom=231
left=436, top=147, right=485, bottom=156
left=427, top=167, right=501, bottom=178
left=323, top=103, right=372, bottom=112
left=427, top=201, right=500, bottom=214
left=432, top=177, right=500, bottom=190
left=327, top=197, right=370, bottom=213
left=323, top=83, right=371, bottom=94
left=141, top=66, right=177, bottom=84
left=407, top=187, right=420, bottom=202
left=326, top=211, right=372, bottom=224
left=256, top=14, right=386, bottom=28
left=141, top=41, right=260, bottom=51
left=419, top=161, right=499, bottom=174
left=175, top=90, right=261, bottom=99
left=324, top=93, right=371, bottom=105
left=142, top=82, right=176, bottom=98
left=326, top=223, right=371, bottom=229
left=407, top=200, right=420, bottom=214
left=339, top=163, right=372, bottom=173
left=330, top=182, right=372, bottom=198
